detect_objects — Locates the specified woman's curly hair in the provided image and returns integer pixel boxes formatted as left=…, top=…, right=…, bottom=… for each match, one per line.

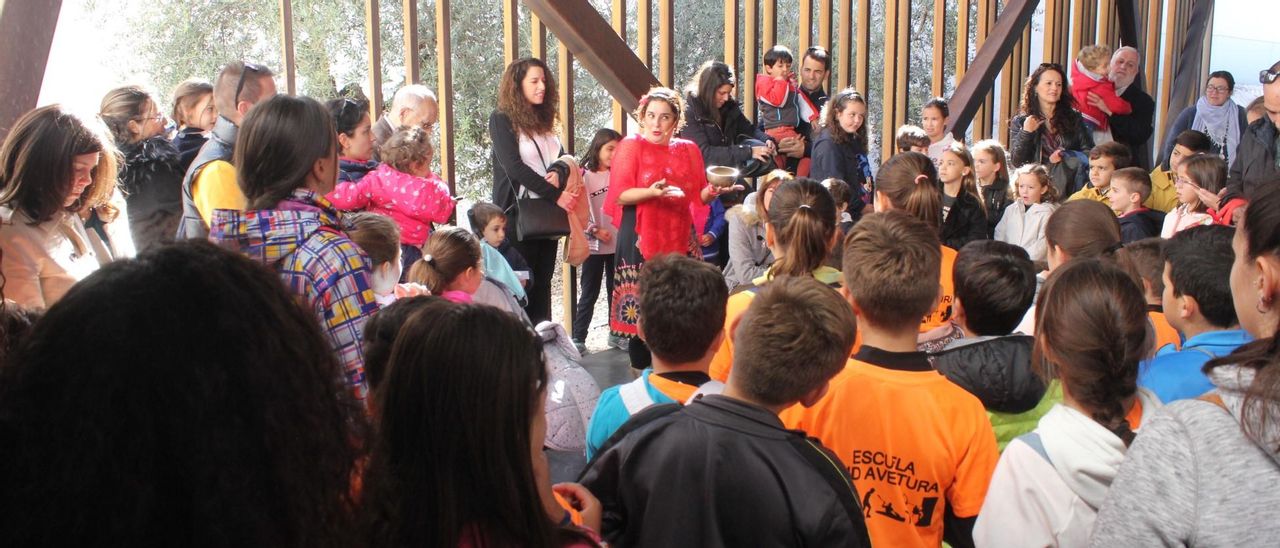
left=497, top=57, right=559, bottom=137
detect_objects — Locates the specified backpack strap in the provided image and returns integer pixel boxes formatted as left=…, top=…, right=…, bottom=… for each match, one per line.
left=618, top=376, right=657, bottom=415
left=1017, top=432, right=1053, bottom=466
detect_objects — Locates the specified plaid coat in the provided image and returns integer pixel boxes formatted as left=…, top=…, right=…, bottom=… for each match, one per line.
left=210, top=189, right=377, bottom=405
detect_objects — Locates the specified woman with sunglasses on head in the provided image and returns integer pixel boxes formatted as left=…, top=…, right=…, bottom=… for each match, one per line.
left=100, top=85, right=184, bottom=253
left=1009, top=63, right=1095, bottom=197
left=327, top=98, right=379, bottom=183
left=1161, top=71, right=1247, bottom=170
left=1216, top=60, right=1280, bottom=222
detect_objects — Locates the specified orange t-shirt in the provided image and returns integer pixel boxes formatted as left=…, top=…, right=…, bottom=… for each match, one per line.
left=1148, top=309, right=1183, bottom=353
left=647, top=372, right=703, bottom=402
left=781, top=346, right=998, bottom=548
left=708, top=266, right=846, bottom=382
left=919, top=245, right=958, bottom=333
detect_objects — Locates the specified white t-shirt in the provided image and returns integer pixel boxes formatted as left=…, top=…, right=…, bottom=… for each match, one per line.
left=583, top=169, right=616, bottom=255
left=516, top=131, right=562, bottom=198
left=927, top=133, right=956, bottom=168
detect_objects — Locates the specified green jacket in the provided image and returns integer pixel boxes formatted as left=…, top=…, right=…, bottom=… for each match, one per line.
left=989, top=380, right=1063, bottom=451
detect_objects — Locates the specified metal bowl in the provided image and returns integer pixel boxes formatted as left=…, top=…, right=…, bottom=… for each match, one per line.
left=706, top=165, right=740, bottom=188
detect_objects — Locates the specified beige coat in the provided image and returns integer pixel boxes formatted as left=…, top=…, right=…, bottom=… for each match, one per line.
left=1, top=193, right=134, bottom=309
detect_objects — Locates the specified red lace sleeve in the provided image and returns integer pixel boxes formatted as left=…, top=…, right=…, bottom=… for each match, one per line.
left=604, top=135, right=640, bottom=229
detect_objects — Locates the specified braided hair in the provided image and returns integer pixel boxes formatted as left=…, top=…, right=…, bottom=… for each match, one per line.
left=1035, top=258, right=1150, bottom=445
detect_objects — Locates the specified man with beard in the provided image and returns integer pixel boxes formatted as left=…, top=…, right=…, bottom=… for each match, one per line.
left=1086, top=46, right=1155, bottom=170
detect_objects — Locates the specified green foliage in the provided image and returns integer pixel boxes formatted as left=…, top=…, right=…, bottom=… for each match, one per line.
left=94, top=0, right=970, bottom=198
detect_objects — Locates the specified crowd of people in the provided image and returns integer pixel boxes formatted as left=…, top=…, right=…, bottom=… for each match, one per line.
left=1, top=36, right=1279, bottom=547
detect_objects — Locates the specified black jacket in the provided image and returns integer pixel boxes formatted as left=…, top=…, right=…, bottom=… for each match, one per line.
left=1009, top=111, right=1095, bottom=197
left=1223, top=117, right=1280, bottom=204
left=810, top=128, right=868, bottom=220
left=171, top=127, right=206, bottom=175
left=1110, top=86, right=1156, bottom=171
left=1118, top=208, right=1165, bottom=243
left=930, top=335, right=1045, bottom=414
left=488, top=111, right=568, bottom=230
left=580, top=395, right=872, bottom=548
left=940, top=191, right=988, bottom=250
left=980, top=184, right=1012, bottom=238
left=119, top=136, right=184, bottom=252
left=679, top=93, right=772, bottom=170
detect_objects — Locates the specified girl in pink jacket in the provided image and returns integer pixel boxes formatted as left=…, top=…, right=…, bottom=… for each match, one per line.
left=326, top=126, right=455, bottom=273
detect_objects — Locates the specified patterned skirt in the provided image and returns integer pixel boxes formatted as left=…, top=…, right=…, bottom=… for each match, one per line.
left=609, top=206, right=700, bottom=338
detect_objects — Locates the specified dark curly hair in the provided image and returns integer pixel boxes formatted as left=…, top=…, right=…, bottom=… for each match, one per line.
left=1019, top=63, right=1085, bottom=143
left=497, top=57, right=559, bottom=137
left=0, top=240, right=367, bottom=547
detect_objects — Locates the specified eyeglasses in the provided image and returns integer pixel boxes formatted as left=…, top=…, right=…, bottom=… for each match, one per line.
left=1261, top=69, right=1280, bottom=85
left=233, top=62, right=265, bottom=106
left=136, top=112, right=165, bottom=123
left=1205, top=84, right=1230, bottom=94
left=1175, top=176, right=1201, bottom=189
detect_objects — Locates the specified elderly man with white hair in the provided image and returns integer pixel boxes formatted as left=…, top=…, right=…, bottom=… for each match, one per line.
left=1084, top=46, right=1155, bottom=170
left=371, top=84, right=439, bottom=151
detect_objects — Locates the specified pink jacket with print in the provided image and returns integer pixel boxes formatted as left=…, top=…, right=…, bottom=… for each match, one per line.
left=325, top=163, right=455, bottom=246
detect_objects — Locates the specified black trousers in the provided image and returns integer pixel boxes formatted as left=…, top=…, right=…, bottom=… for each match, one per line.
left=572, top=253, right=615, bottom=341
left=513, top=237, right=559, bottom=324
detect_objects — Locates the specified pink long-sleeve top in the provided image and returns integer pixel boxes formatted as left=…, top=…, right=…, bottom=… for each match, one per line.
left=604, top=134, right=710, bottom=260
left=326, top=163, right=455, bottom=246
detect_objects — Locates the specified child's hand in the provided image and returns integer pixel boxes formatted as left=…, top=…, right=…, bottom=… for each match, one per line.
left=699, top=233, right=715, bottom=247
left=553, top=483, right=602, bottom=534
left=597, top=229, right=613, bottom=243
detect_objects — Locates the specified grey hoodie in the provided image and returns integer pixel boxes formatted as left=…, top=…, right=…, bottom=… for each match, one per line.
left=1091, top=364, right=1280, bottom=546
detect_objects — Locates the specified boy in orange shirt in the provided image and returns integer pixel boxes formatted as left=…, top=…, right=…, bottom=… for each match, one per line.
left=782, top=211, right=998, bottom=548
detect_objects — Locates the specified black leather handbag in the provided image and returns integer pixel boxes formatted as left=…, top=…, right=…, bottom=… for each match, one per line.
left=515, top=138, right=571, bottom=240
left=515, top=194, right=570, bottom=240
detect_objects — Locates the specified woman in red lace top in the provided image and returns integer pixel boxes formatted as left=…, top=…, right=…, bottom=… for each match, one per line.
left=605, top=87, right=738, bottom=368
